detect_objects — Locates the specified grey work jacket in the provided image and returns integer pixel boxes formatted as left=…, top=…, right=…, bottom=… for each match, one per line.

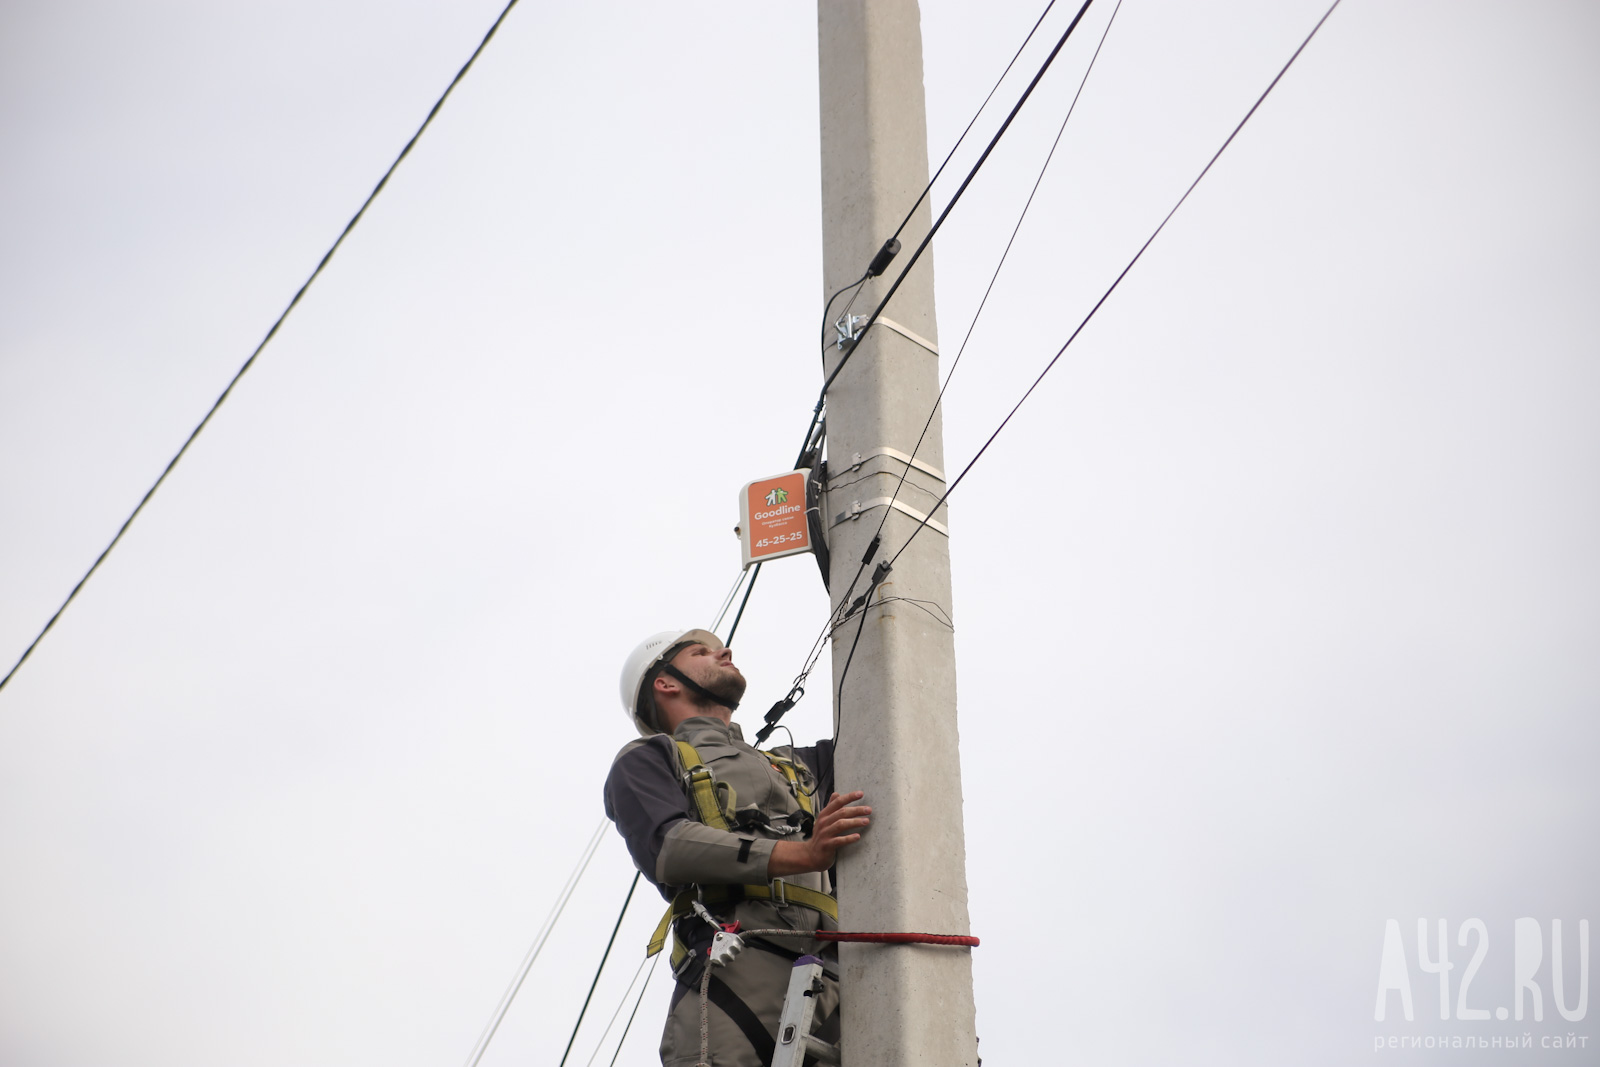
left=604, top=716, right=836, bottom=957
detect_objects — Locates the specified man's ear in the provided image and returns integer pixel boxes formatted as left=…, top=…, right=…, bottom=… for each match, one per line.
left=653, top=673, right=681, bottom=700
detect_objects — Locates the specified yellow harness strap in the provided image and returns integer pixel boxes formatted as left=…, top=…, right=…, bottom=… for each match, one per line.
left=647, top=742, right=833, bottom=963
left=763, top=753, right=816, bottom=816
left=674, top=740, right=733, bottom=831
left=647, top=882, right=841, bottom=960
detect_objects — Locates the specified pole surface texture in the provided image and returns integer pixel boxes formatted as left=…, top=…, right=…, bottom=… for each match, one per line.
left=817, top=3, right=979, bottom=1065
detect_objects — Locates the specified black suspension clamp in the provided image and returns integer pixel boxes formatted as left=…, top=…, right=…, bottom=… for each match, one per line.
left=754, top=683, right=806, bottom=745
left=866, top=238, right=902, bottom=278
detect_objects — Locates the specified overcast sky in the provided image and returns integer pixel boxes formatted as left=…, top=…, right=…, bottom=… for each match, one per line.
left=1, top=1, right=1596, bottom=1065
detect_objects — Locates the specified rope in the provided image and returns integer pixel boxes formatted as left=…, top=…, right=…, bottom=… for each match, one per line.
left=696, top=956, right=714, bottom=1067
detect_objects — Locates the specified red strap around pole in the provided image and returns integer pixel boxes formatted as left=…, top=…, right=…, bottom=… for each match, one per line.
left=812, top=931, right=979, bottom=947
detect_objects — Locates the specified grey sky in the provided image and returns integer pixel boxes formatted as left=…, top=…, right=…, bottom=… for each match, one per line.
left=2, top=1, right=1595, bottom=1064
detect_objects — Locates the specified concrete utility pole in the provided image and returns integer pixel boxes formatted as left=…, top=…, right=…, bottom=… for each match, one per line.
left=817, top=3, right=979, bottom=1065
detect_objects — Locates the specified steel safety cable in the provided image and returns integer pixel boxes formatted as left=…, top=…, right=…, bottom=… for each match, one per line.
left=0, top=0, right=526, bottom=696
left=885, top=0, right=1347, bottom=575
left=557, top=872, right=642, bottom=1067
left=792, top=0, right=1099, bottom=467
left=460, top=820, right=607, bottom=1067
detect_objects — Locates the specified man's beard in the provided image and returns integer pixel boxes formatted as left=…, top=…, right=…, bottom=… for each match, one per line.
left=697, top=666, right=747, bottom=708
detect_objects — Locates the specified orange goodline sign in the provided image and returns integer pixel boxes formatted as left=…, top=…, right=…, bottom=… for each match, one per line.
left=740, top=471, right=812, bottom=568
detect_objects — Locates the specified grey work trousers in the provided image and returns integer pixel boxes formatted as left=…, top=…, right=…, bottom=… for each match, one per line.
left=660, top=939, right=839, bottom=1067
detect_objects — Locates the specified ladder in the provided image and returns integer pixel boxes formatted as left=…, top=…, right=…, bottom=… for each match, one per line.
left=771, top=955, right=840, bottom=1067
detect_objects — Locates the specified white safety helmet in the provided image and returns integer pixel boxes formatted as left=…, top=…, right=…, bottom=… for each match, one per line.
left=618, top=628, right=725, bottom=736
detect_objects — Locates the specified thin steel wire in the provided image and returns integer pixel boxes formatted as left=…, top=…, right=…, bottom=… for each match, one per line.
left=583, top=953, right=655, bottom=1067
left=888, top=0, right=1063, bottom=244
left=460, top=820, right=606, bottom=1067
left=794, top=0, right=1100, bottom=466
left=827, top=2, right=1124, bottom=739
left=820, top=0, right=1062, bottom=359
left=604, top=954, right=661, bottom=1067
left=855, top=0, right=1127, bottom=575
left=722, top=562, right=761, bottom=646
left=708, top=569, right=749, bottom=633
left=886, top=0, right=1347, bottom=572
left=557, top=872, right=642, bottom=1067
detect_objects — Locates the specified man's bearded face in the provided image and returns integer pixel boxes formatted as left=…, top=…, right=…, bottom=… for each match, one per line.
left=672, top=643, right=747, bottom=707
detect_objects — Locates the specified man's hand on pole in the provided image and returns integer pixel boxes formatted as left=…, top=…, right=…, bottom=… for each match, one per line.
left=767, top=791, right=871, bottom=877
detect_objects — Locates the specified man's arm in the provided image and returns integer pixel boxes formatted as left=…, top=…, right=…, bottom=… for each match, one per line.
left=605, top=738, right=869, bottom=884
left=604, top=740, right=777, bottom=887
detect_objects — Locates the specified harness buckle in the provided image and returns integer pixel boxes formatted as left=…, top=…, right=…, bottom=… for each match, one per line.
left=769, top=878, right=790, bottom=907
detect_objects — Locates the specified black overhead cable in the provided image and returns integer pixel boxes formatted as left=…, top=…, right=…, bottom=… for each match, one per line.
left=749, top=0, right=1081, bottom=666
left=860, top=0, right=1124, bottom=564
left=0, top=0, right=525, bottom=696
left=818, top=0, right=1063, bottom=362
left=605, top=957, right=660, bottom=1067
left=888, top=0, right=1062, bottom=245
left=722, top=562, right=761, bottom=646
left=557, top=872, right=642, bottom=1067
left=884, top=0, right=1347, bottom=576
left=830, top=0, right=1126, bottom=742
left=793, top=0, right=1099, bottom=468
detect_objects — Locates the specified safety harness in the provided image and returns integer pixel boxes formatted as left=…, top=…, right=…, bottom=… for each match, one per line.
left=647, top=740, right=837, bottom=971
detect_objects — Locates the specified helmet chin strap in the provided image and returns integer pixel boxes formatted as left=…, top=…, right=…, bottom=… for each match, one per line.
left=661, top=663, right=741, bottom=712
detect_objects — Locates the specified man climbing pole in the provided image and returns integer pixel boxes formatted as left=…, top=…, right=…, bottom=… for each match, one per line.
left=606, top=628, right=870, bottom=1066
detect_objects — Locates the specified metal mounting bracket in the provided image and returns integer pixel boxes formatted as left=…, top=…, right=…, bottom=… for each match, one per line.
left=834, top=313, right=940, bottom=357
left=839, top=446, right=945, bottom=483
left=831, top=497, right=949, bottom=537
